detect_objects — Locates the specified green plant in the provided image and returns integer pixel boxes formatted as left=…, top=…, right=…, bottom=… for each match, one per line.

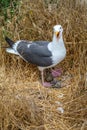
left=0, top=0, right=19, bottom=21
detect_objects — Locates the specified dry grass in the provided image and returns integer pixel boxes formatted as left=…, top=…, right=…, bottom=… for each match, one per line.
left=0, top=0, right=87, bottom=130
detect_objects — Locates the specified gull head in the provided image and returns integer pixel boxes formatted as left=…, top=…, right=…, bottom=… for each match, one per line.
left=53, top=25, right=63, bottom=39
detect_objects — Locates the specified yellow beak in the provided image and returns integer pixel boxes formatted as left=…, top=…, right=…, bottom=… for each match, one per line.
left=55, top=31, right=60, bottom=38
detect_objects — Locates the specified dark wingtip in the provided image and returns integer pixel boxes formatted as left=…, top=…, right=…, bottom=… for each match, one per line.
left=5, top=36, right=8, bottom=40
left=5, top=36, right=11, bottom=42
left=5, top=36, right=14, bottom=47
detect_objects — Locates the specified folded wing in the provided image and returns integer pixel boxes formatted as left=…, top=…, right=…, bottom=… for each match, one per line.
left=17, top=41, right=53, bottom=67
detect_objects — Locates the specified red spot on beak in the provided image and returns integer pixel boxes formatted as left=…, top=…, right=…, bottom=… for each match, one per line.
left=55, top=31, right=60, bottom=38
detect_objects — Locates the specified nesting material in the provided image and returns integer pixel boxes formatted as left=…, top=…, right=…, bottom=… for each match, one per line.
left=0, top=0, right=87, bottom=130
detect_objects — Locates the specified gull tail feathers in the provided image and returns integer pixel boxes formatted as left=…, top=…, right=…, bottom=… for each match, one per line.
left=6, top=48, right=18, bottom=55
left=6, top=48, right=19, bottom=55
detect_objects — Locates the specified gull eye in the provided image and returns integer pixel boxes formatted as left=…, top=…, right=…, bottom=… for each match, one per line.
left=60, top=27, right=62, bottom=29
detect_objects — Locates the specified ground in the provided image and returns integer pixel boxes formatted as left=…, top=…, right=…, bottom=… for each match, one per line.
left=0, top=0, right=87, bottom=130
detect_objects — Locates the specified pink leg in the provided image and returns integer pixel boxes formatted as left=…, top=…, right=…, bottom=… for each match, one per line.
left=41, top=70, right=52, bottom=87
left=51, top=68, right=62, bottom=77
left=43, top=82, right=52, bottom=87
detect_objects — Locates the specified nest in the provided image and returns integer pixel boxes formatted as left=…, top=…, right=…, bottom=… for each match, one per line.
left=0, top=0, right=87, bottom=130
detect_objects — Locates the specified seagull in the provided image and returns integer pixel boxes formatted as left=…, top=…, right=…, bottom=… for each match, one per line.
left=5, top=25, right=66, bottom=87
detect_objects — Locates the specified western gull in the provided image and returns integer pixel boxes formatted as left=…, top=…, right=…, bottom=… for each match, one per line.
left=5, top=25, right=66, bottom=87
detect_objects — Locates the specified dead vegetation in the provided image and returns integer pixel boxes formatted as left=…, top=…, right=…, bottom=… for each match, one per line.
left=0, top=0, right=87, bottom=130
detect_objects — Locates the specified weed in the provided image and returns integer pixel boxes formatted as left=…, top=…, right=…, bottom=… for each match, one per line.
left=0, top=0, right=19, bottom=21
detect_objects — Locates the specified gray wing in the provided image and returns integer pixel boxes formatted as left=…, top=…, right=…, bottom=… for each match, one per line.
left=34, top=41, right=50, bottom=45
left=17, top=41, right=53, bottom=67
